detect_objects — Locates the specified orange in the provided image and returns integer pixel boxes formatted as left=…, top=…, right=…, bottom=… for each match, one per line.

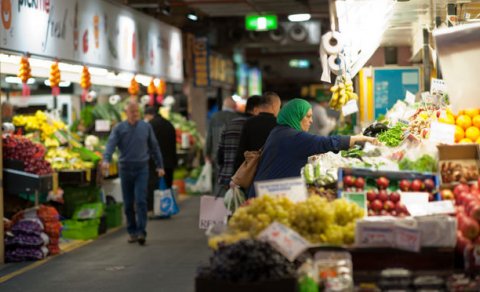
left=465, top=126, right=480, bottom=141
left=439, top=113, right=455, bottom=125
left=455, top=125, right=465, bottom=142
left=465, top=108, right=480, bottom=118
left=477, top=137, right=480, bottom=144
left=472, top=115, right=480, bottom=128
left=456, top=115, right=472, bottom=129
left=459, top=138, right=473, bottom=144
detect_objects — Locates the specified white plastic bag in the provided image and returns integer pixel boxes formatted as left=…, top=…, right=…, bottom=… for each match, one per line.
left=224, top=186, right=245, bottom=213
left=199, top=195, right=229, bottom=229
left=193, top=161, right=212, bottom=194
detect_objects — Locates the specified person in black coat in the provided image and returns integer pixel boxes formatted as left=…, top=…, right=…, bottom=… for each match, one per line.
left=144, top=106, right=178, bottom=212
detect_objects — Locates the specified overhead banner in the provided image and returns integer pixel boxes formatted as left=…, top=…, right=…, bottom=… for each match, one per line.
left=0, top=0, right=183, bottom=82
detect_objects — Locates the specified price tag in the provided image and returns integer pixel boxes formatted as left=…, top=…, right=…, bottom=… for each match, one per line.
left=356, top=226, right=395, bottom=247
left=342, top=100, right=359, bottom=116
left=405, top=91, right=416, bottom=105
left=395, top=224, right=421, bottom=252
left=95, top=120, right=111, bottom=132
left=400, top=191, right=429, bottom=216
left=430, top=78, right=447, bottom=96
left=257, top=222, right=310, bottom=262
left=255, top=177, right=307, bottom=203
left=428, top=121, right=455, bottom=144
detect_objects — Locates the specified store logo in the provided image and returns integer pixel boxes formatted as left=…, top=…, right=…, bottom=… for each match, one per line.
left=18, top=0, right=50, bottom=14
left=1, top=0, right=12, bottom=30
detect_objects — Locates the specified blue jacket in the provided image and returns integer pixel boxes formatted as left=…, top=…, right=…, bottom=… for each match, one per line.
left=248, top=125, right=350, bottom=198
left=104, top=120, right=164, bottom=169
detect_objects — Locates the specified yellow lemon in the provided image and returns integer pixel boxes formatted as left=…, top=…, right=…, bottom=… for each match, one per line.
left=472, top=115, right=480, bottom=128
left=456, top=115, right=472, bottom=129
left=476, top=137, right=480, bottom=144
left=465, top=108, right=480, bottom=118
left=455, top=126, right=465, bottom=142
left=459, top=138, right=473, bottom=144
left=465, top=126, right=480, bottom=141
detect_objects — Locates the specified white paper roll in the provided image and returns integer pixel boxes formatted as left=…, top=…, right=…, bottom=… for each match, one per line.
left=322, top=31, right=343, bottom=55
left=328, top=55, right=341, bottom=75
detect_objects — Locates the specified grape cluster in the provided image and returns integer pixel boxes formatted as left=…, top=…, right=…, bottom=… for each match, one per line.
left=3, top=135, right=52, bottom=175
left=198, top=239, right=296, bottom=282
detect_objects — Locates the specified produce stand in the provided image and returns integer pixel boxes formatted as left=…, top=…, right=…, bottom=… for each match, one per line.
left=3, top=169, right=53, bottom=206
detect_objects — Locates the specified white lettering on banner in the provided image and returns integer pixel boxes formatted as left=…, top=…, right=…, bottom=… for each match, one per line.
left=1, top=0, right=183, bottom=82
left=255, top=177, right=308, bottom=203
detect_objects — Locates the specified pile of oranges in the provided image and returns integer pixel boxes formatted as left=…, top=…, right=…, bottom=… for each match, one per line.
left=453, top=108, right=480, bottom=143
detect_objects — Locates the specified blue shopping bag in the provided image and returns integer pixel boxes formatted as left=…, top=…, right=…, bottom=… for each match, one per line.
left=154, top=178, right=179, bottom=217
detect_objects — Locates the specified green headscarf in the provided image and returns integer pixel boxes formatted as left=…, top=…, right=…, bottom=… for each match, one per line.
left=277, top=98, right=312, bottom=131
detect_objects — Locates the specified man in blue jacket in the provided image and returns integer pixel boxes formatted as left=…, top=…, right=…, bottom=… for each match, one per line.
left=103, top=101, right=165, bottom=245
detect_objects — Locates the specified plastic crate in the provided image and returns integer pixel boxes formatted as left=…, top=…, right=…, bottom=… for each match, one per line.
left=61, top=186, right=102, bottom=219
left=61, top=219, right=100, bottom=240
left=105, top=203, right=123, bottom=229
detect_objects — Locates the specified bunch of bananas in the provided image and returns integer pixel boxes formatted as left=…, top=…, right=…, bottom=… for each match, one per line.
left=157, top=79, right=166, bottom=96
left=329, top=75, right=358, bottom=111
left=45, top=148, right=94, bottom=170
left=128, top=76, right=140, bottom=96
left=80, top=66, right=91, bottom=89
left=147, top=79, right=156, bottom=96
left=49, top=62, right=61, bottom=87
left=13, top=111, right=66, bottom=141
left=18, top=56, right=32, bottom=83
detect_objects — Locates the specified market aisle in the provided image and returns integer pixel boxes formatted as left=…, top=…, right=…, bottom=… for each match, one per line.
left=0, top=196, right=210, bottom=292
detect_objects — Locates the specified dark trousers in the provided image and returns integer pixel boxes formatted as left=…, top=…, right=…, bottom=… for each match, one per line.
left=147, top=167, right=174, bottom=211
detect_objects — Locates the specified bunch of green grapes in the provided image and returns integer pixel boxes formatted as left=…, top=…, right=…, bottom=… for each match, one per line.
left=208, top=231, right=251, bottom=250
left=331, top=198, right=365, bottom=226
left=340, top=221, right=356, bottom=245
left=228, top=195, right=295, bottom=235
left=290, top=196, right=334, bottom=238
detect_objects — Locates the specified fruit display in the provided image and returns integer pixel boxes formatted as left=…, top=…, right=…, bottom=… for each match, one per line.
left=168, top=112, right=203, bottom=150
left=329, top=75, right=358, bottom=111
left=227, top=196, right=363, bottom=245
left=307, top=186, right=337, bottom=201
left=3, top=135, right=52, bottom=175
left=454, top=109, right=480, bottom=143
left=198, top=239, right=296, bottom=283
left=45, top=148, right=94, bottom=170
left=451, top=181, right=480, bottom=254
left=441, top=161, right=479, bottom=184
left=13, top=111, right=66, bottom=141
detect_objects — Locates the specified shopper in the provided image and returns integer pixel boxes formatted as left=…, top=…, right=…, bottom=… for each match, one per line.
left=234, top=92, right=281, bottom=170
left=216, top=95, right=262, bottom=197
left=205, top=96, right=240, bottom=195
left=103, top=101, right=165, bottom=245
left=308, top=94, right=337, bottom=136
left=247, top=98, right=377, bottom=198
left=144, top=106, right=177, bottom=213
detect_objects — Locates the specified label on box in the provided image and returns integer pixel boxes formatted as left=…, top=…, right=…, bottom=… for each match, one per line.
left=95, top=120, right=111, bottom=132
left=429, top=121, right=455, bottom=144
left=342, top=100, right=359, bottom=116
left=256, top=177, right=307, bottom=203
left=343, top=192, right=367, bottom=215
left=257, top=222, right=310, bottom=262
left=431, top=78, right=447, bottom=96
left=395, top=225, right=421, bottom=252
left=356, top=227, right=395, bottom=247
left=405, top=90, right=416, bottom=105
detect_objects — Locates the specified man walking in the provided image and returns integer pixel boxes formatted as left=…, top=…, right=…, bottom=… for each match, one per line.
left=103, top=101, right=164, bottom=245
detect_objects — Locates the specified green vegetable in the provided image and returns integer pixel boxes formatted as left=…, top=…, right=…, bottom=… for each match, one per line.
left=378, top=123, right=405, bottom=147
left=304, top=163, right=315, bottom=184
left=399, top=154, right=437, bottom=173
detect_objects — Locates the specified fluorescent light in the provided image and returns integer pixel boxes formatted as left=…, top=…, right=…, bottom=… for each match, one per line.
left=232, top=94, right=245, bottom=103
left=187, top=12, right=198, bottom=21
left=44, top=80, right=71, bottom=87
left=288, top=13, right=311, bottom=22
left=89, top=66, right=109, bottom=75
left=5, top=77, right=35, bottom=84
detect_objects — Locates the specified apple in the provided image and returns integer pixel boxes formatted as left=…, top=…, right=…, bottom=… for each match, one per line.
left=440, top=189, right=454, bottom=200
left=378, top=190, right=389, bottom=202
left=461, top=216, right=480, bottom=240
left=376, top=177, right=390, bottom=190
left=399, top=179, right=411, bottom=192
left=355, top=177, right=366, bottom=189
left=371, top=199, right=383, bottom=212
left=366, top=190, right=377, bottom=202
left=424, top=179, right=435, bottom=192
left=454, top=184, right=470, bottom=197
left=384, top=201, right=395, bottom=211
left=469, top=203, right=480, bottom=222
left=343, top=175, right=356, bottom=187
left=411, top=179, right=424, bottom=191
left=390, top=191, right=401, bottom=203
left=395, top=201, right=408, bottom=214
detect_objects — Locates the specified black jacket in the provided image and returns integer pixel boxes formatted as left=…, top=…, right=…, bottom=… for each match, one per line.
left=149, top=114, right=177, bottom=168
left=234, top=112, right=277, bottom=170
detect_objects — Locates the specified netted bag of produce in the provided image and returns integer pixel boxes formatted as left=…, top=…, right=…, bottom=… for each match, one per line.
left=12, top=218, right=44, bottom=236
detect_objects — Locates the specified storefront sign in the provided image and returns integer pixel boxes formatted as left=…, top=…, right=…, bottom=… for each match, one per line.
left=255, top=177, right=307, bottom=203
left=193, top=37, right=209, bottom=87
left=0, top=0, right=183, bottom=82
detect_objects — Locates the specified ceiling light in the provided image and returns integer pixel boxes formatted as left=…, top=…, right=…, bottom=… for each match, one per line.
left=187, top=12, right=198, bottom=21
left=44, top=80, right=71, bottom=87
left=6, top=76, right=35, bottom=84
left=288, top=13, right=311, bottom=22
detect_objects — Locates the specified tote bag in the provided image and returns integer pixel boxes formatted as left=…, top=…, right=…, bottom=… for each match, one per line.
left=154, top=178, right=179, bottom=217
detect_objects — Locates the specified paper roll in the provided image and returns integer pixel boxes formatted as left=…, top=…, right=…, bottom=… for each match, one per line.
left=328, top=55, right=341, bottom=75
left=322, top=31, right=343, bottom=55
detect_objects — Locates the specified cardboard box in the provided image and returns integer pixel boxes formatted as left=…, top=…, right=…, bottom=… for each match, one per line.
left=416, top=215, right=457, bottom=248
left=437, top=144, right=480, bottom=187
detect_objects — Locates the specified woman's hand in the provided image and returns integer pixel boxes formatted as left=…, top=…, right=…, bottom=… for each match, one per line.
left=349, top=135, right=379, bottom=147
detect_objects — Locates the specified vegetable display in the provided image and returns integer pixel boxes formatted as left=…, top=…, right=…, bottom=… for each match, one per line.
left=378, top=123, right=406, bottom=147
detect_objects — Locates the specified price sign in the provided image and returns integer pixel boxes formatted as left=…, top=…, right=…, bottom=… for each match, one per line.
left=429, top=121, right=455, bottom=144
left=405, top=90, right=416, bottom=105
left=342, top=100, right=359, bottom=116
left=95, top=120, right=111, bottom=132
left=356, top=227, right=395, bottom=247
left=431, top=78, right=447, bottom=96
left=255, top=177, right=307, bottom=203
left=424, top=200, right=455, bottom=215
left=257, top=222, right=310, bottom=262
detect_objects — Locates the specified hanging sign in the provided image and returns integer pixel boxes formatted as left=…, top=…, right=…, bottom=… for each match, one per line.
left=193, top=37, right=210, bottom=87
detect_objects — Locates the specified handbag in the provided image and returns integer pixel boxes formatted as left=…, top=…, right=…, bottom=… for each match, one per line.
left=199, top=195, right=229, bottom=229
left=231, top=148, right=262, bottom=189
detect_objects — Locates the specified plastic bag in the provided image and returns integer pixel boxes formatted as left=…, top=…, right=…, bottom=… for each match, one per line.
left=192, top=161, right=212, bottom=194
left=154, top=178, right=179, bottom=217
left=223, top=186, right=245, bottom=213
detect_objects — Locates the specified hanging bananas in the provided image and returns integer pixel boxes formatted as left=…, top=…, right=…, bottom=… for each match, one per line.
left=329, top=75, right=358, bottom=111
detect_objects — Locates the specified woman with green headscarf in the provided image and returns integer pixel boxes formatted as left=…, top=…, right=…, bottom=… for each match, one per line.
left=247, top=98, right=376, bottom=198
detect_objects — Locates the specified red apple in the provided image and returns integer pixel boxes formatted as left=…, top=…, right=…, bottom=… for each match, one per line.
left=424, top=178, right=435, bottom=192
left=454, top=184, right=470, bottom=197
left=371, top=199, right=383, bottom=212
left=376, top=177, right=390, bottom=189
left=399, top=179, right=411, bottom=192
left=411, top=179, right=424, bottom=191
left=355, top=177, right=365, bottom=189
left=343, top=175, right=356, bottom=187
left=395, top=201, right=408, bottom=213
left=469, top=203, right=480, bottom=222
left=441, top=189, right=454, bottom=200
left=366, top=190, right=377, bottom=202
left=384, top=200, right=395, bottom=211
left=378, top=190, right=389, bottom=202
left=461, top=216, right=480, bottom=240
left=390, top=191, right=401, bottom=203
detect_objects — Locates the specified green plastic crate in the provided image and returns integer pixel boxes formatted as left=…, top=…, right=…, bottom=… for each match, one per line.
left=105, top=203, right=123, bottom=229
left=73, top=202, right=104, bottom=220
left=62, top=219, right=100, bottom=240
left=61, top=186, right=102, bottom=218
